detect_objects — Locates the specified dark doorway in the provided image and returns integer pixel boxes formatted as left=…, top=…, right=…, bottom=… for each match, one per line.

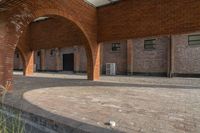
left=63, top=53, right=74, bottom=71
left=36, top=51, right=41, bottom=71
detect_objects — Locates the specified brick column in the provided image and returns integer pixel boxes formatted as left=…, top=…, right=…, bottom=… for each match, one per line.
left=55, top=48, right=61, bottom=71
left=87, top=43, right=100, bottom=81
left=24, top=51, right=34, bottom=76
left=100, top=43, right=104, bottom=75
left=0, top=23, right=17, bottom=91
left=127, top=39, right=134, bottom=75
left=0, top=45, right=15, bottom=91
left=167, top=35, right=175, bottom=78
left=40, top=49, right=46, bottom=71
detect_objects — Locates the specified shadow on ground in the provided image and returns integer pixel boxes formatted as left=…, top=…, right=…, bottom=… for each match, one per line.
left=4, top=74, right=130, bottom=133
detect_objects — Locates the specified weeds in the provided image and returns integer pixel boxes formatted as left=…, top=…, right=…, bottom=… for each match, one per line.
left=0, top=81, right=24, bottom=133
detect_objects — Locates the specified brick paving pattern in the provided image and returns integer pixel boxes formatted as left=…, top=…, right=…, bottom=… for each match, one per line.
left=3, top=72, right=200, bottom=133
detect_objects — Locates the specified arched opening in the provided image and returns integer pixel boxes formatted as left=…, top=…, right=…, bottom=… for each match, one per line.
left=14, top=49, right=23, bottom=71
left=13, top=14, right=96, bottom=81
left=1, top=7, right=100, bottom=91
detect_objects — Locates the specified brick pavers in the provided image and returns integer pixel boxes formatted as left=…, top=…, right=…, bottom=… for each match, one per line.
left=4, top=72, right=200, bottom=133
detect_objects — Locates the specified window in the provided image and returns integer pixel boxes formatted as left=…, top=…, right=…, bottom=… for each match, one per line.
left=112, top=43, right=120, bottom=52
left=144, top=39, right=156, bottom=50
left=188, top=34, right=200, bottom=46
left=37, top=51, right=41, bottom=56
left=50, top=49, right=55, bottom=56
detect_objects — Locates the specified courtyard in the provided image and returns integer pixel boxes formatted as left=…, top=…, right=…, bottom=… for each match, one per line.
left=2, top=72, right=200, bottom=133
left=1, top=0, right=200, bottom=133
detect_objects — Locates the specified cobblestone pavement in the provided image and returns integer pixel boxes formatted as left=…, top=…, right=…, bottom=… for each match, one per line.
left=4, top=72, right=200, bottom=133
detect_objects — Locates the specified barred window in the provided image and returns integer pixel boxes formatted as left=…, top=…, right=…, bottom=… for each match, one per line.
left=188, top=35, right=200, bottom=46
left=112, top=43, right=121, bottom=52
left=144, top=39, right=156, bottom=50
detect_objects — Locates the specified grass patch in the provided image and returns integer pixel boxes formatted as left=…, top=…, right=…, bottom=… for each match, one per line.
left=0, top=82, right=24, bottom=133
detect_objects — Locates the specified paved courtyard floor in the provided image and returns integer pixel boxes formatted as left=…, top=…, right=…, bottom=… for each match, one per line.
left=3, top=71, right=200, bottom=133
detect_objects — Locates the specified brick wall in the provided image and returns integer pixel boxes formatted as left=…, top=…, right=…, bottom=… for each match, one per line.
left=30, top=18, right=83, bottom=50
left=132, top=36, right=169, bottom=75
left=79, top=47, right=87, bottom=73
left=101, top=40, right=127, bottom=75
left=60, top=47, right=74, bottom=71
left=58, top=46, right=87, bottom=72
left=13, top=33, right=200, bottom=76
left=45, top=49, right=57, bottom=71
left=100, top=37, right=169, bottom=76
left=14, top=46, right=87, bottom=72
left=173, top=32, right=200, bottom=74
left=98, top=0, right=200, bottom=42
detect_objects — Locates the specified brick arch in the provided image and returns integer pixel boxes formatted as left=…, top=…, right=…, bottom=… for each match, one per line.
left=30, top=9, right=94, bottom=47
left=19, top=9, right=96, bottom=79
left=15, top=43, right=33, bottom=76
left=1, top=6, right=100, bottom=90
left=9, top=8, right=96, bottom=51
left=29, top=10, right=95, bottom=80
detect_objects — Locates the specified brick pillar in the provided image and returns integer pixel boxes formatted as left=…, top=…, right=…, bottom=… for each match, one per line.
left=167, top=35, right=175, bottom=78
left=0, top=46, right=15, bottom=91
left=87, top=43, right=100, bottom=81
left=24, top=51, right=34, bottom=76
left=127, top=39, right=134, bottom=75
left=55, top=48, right=61, bottom=71
left=0, top=25, right=17, bottom=91
left=100, top=43, right=104, bottom=75
left=40, top=49, right=46, bottom=71
left=74, top=46, right=80, bottom=73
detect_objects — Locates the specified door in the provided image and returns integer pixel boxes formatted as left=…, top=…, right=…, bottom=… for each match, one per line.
left=36, top=51, right=41, bottom=71
left=63, top=53, right=74, bottom=71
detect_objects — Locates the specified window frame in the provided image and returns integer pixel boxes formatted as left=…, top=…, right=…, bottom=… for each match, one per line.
left=144, top=39, right=156, bottom=50
left=111, top=43, right=121, bottom=52
left=188, top=34, right=200, bottom=46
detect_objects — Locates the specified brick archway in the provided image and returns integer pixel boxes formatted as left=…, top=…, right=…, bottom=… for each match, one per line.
left=0, top=5, right=100, bottom=90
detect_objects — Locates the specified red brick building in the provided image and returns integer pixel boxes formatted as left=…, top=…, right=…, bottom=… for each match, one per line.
left=2, top=0, right=200, bottom=90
